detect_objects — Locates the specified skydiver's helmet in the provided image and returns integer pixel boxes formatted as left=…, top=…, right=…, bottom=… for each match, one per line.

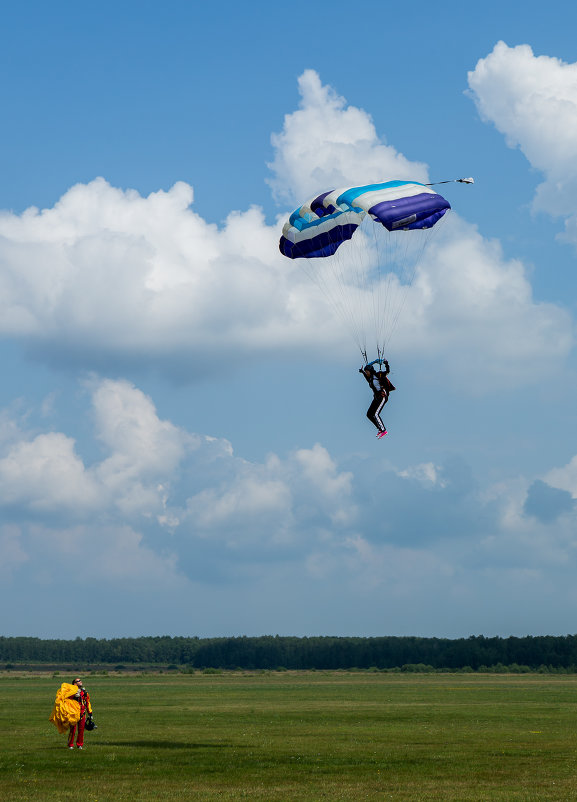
left=85, top=715, right=97, bottom=731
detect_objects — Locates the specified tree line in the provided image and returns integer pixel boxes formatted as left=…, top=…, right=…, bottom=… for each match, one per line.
left=3, top=634, right=577, bottom=671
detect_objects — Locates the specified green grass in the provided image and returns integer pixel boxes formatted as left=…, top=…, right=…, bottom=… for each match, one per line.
left=2, top=672, right=577, bottom=800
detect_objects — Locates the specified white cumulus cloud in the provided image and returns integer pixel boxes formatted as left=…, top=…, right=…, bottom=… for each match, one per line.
left=0, top=69, right=571, bottom=387
left=267, top=69, right=427, bottom=204
left=0, top=179, right=317, bottom=368
left=0, top=375, right=576, bottom=635
left=468, top=41, right=577, bottom=240
left=0, top=432, right=101, bottom=513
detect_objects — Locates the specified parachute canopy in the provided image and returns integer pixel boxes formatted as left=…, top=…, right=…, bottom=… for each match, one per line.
left=49, top=682, right=81, bottom=734
left=279, top=180, right=450, bottom=260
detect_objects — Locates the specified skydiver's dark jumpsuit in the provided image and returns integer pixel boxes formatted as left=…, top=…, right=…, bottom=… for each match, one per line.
left=360, top=363, right=395, bottom=433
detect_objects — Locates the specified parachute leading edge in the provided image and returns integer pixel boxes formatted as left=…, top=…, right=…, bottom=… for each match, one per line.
left=279, top=180, right=450, bottom=260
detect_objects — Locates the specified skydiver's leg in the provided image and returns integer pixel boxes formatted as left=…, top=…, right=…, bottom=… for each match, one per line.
left=367, top=395, right=386, bottom=432
left=68, top=724, right=76, bottom=748
left=374, top=396, right=386, bottom=432
left=76, top=714, right=86, bottom=747
left=366, top=399, right=377, bottom=429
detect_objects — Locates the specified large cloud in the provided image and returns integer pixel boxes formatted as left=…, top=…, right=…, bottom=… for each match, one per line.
left=0, top=378, right=360, bottom=574
left=1, top=376, right=577, bottom=636
left=0, top=180, right=320, bottom=367
left=0, top=70, right=571, bottom=386
left=396, top=216, right=572, bottom=385
left=267, top=69, right=428, bottom=204
left=468, top=42, right=577, bottom=244
left=544, top=455, right=577, bottom=500
left=0, top=377, right=198, bottom=521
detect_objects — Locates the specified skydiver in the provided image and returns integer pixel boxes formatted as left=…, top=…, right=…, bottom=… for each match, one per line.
left=67, top=678, right=94, bottom=749
left=359, top=359, right=395, bottom=438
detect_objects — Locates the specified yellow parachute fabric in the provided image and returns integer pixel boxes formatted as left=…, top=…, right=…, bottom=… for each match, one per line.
left=49, top=683, right=81, bottom=734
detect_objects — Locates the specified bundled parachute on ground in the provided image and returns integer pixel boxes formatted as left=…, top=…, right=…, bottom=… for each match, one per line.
left=49, top=682, right=81, bottom=734
left=279, top=179, right=460, bottom=360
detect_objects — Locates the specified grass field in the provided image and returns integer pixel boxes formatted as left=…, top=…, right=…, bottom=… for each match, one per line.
left=1, top=671, right=577, bottom=801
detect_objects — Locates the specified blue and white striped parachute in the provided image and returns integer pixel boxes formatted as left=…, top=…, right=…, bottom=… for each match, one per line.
left=280, top=180, right=450, bottom=260
left=279, top=179, right=460, bottom=359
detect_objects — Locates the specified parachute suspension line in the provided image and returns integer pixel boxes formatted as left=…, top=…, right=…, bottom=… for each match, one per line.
left=298, top=222, right=369, bottom=359
left=366, top=218, right=415, bottom=357
left=303, top=209, right=449, bottom=362
left=320, top=215, right=372, bottom=359
left=327, top=223, right=367, bottom=356
left=381, top=225, right=423, bottom=350
left=367, top=211, right=449, bottom=357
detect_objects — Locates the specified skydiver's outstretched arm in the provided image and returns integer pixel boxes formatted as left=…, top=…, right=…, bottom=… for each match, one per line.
left=365, top=358, right=390, bottom=375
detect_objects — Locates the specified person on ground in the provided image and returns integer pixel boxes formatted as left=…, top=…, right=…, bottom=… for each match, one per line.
left=67, top=678, right=93, bottom=749
left=50, top=676, right=94, bottom=748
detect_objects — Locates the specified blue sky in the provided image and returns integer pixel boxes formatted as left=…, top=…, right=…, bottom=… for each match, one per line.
left=1, top=1, right=577, bottom=639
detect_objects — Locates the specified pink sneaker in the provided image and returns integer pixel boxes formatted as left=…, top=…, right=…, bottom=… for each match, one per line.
left=377, top=429, right=388, bottom=439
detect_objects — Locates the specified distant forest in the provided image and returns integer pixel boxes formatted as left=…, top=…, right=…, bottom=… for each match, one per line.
left=3, top=635, right=577, bottom=672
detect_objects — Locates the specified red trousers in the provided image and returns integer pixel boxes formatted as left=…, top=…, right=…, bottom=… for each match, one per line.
left=68, top=714, right=86, bottom=747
